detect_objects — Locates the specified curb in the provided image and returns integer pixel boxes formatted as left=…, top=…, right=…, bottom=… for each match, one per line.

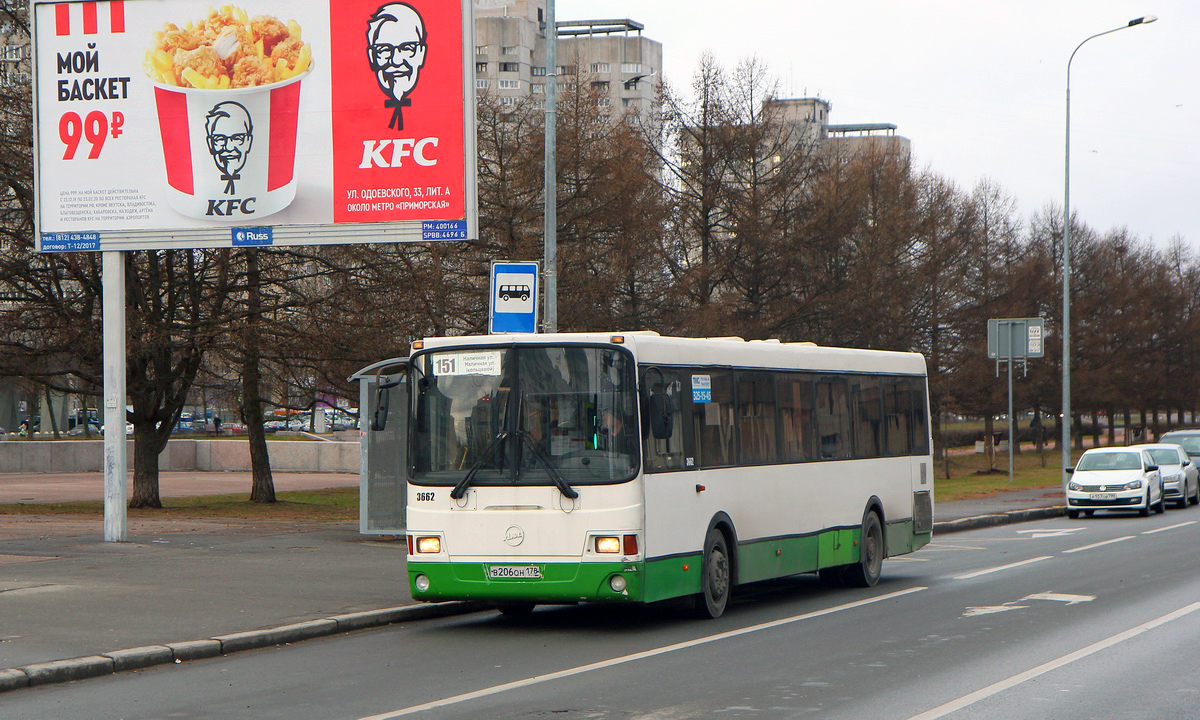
left=0, top=600, right=489, bottom=694
left=933, top=505, right=1066, bottom=534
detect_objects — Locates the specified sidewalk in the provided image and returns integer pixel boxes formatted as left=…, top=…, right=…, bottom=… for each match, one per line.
left=0, top=471, right=1064, bottom=692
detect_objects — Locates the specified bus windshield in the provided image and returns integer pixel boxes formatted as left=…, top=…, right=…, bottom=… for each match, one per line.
left=412, top=345, right=639, bottom=487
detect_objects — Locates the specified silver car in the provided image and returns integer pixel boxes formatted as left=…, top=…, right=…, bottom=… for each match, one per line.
left=1133, top=443, right=1199, bottom=509
left=1066, top=447, right=1165, bottom=518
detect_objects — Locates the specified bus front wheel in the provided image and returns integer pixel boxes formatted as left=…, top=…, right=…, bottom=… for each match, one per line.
left=697, top=527, right=731, bottom=619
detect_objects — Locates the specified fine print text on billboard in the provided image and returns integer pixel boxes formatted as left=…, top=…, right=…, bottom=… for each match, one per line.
left=34, top=0, right=476, bottom=251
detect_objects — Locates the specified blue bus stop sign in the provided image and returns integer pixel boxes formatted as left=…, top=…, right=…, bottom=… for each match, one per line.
left=489, top=261, right=539, bottom=334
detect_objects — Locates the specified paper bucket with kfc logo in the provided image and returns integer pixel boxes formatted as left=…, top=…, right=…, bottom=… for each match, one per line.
left=145, top=7, right=313, bottom=221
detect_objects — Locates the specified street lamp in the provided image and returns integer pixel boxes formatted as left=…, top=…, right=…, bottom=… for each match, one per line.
left=1062, top=15, right=1157, bottom=483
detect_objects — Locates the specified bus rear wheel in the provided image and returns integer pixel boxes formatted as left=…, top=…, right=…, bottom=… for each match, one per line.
left=843, top=511, right=884, bottom=588
left=696, top=527, right=731, bottom=619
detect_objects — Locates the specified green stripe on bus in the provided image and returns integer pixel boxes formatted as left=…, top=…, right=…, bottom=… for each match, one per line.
left=409, top=522, right=930, bottom=606
left=408, top=560, right=644, bottom=603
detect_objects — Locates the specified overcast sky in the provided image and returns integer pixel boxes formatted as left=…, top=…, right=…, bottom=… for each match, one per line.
left=558, top=0, right=1199, bottom=249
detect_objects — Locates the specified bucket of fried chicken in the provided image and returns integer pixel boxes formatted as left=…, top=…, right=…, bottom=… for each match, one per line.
left=145, top=6, right=313, bottom=221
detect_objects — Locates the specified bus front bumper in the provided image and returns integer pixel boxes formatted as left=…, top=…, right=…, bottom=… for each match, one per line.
left=408, top=560, right=645, bottom=604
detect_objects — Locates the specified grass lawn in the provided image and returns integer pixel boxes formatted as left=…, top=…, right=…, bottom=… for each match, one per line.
left=935, top=444, right=1071, bottom=502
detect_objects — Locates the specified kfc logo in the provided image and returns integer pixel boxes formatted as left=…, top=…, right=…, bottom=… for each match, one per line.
left=205, top=102, right=254, bottom=196
left=366, top=2, right=427, bottom=131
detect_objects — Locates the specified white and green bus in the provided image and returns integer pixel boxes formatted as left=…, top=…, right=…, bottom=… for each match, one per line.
left=402, top=332, right=933, bottom=617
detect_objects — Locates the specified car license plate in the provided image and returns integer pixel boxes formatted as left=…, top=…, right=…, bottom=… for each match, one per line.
left=1089, top=492, right=1117, bottom=501
left=488, top=565, right=542, bottom=579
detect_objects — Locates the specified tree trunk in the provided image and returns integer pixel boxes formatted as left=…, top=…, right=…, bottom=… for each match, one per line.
left=1033, top=406, right=1046, bottom=467
left=129, top=424, right=164, bottom=508
left=43, top=386, right=61, bottom=438
left=1106, top=409, right=1116, bottom=447
left=984, top=415, right=996, bottom=472
left=240, top=249, right=275, bottom=504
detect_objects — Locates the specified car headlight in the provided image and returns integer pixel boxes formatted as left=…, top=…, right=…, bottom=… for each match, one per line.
left=1123, top=480, right=1143, bottom=491
left=1068, top=481, right=1082, bottom=491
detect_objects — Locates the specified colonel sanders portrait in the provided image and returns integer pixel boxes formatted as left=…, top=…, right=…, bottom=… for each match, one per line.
left=367, top=2, right=427, bottom=131
left=205, top=101, right=253, bottom=196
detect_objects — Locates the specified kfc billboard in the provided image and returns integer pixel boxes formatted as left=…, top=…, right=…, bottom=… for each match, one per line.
left=32, top=0, right=477, bottom=251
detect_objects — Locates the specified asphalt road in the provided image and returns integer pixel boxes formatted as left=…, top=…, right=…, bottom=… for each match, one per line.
left=7, top=509, right=1200, bottom=719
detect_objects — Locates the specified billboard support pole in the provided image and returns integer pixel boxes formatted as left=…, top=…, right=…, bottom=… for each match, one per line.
left=543, top=0, right=557, bottom=333
left=102, top=251, right=127, bottom=542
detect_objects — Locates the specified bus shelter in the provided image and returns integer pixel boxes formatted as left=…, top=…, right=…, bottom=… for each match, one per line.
left=349, top=358, right=409, bottom=535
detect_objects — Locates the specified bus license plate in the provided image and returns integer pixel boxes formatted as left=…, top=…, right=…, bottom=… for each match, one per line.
left=488, top=565, right=542, bottom=579
left=1089, top=492, right=1117, bottom=501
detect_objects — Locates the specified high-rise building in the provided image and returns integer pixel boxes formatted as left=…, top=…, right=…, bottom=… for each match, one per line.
left=473, top=0, right=661, bottom=117
left=766, top=97, right=912, bottom=160
left=0, top=13, right=30, bottom=89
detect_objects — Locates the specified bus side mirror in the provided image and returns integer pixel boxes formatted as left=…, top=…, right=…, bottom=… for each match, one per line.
left=371, top=379, right=402, bottom=432
left=371, top=386, right=390, bottom=431
left=647, top=389, right=673, bottom=440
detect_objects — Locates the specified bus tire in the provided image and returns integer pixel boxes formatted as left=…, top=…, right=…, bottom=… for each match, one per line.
left=843, top=511, right=884, bottom=588
left=697, top=527, right=731, bottom=619
left=496, top=602, right=535, bottom=616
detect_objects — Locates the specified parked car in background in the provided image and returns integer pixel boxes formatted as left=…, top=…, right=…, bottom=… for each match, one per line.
left=1159, top=429, right=1200, bottom=467
left=1066, top=446, right=1165, bottom=518
left=1132, top=443, right=1199, bottom=509
left=66, top=420, right=102, bottom=436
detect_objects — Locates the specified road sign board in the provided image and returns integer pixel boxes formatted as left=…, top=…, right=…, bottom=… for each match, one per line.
left=489, top=261, right=539, bottom=334
left=988, top=318, right=1046, bottom=360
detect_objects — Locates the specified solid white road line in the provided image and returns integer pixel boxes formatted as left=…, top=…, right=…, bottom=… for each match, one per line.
left=907, top=602, right=1200, bottom=720
left=952, top=556, right=1051, bottom=580
left=1062, top=536, right=1134, bottom=554
left=355, top=586, right=928, bottom=720
left=1142, top=521, right=1197, bottom=535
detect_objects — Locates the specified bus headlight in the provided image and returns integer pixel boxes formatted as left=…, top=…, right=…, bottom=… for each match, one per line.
left=609, top=574, right=627, bottom=593
left=595, top=536, right=621, bottom=553
left=414, top=574, right=431, bottom=592
left=416, top=536, right=442, bottom=554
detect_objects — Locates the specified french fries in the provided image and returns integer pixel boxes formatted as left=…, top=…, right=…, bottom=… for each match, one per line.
left=145, top=5, right=312, bottom=90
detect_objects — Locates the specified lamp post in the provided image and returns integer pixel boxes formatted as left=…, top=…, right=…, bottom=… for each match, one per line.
left=1062, top=15, right=1156, bottom=484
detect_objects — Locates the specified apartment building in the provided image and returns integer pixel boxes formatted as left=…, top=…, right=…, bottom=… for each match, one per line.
left=473, top=0, right=662, bottom=116
left=767, top=97, right=912, bottom=160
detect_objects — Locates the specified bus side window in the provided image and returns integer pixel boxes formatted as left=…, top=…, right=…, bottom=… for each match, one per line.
left=778, top=374, right=815, bottom=462
left=696, top=371, right=736, bottom=468
left=851, top=376, right=884, bottom=459
left=815, top=376, right=851, bottom=460
left=737, top=372, right=777, bottom=465
left=911, top=378, right=930, bottom=454
left=884, top=377, right=912, bottom=456
left=642, top=368, right=691, bottom=472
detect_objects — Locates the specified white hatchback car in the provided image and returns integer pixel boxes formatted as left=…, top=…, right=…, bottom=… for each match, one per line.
left=1133, top=443, right=1199, bottom=509
left=1066, top=447, right=1165, bottom=518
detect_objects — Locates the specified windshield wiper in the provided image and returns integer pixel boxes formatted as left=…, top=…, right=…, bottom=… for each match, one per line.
left=450, top=431, right=508, bottom=499
left=518, top=430, right=579, bottom=499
